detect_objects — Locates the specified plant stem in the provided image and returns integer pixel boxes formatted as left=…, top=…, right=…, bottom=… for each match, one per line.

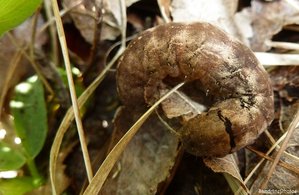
left=27, top=159, right=43, bottom=186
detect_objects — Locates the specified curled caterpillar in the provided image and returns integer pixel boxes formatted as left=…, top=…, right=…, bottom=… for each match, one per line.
left=116, top=22, right=274, bottom=157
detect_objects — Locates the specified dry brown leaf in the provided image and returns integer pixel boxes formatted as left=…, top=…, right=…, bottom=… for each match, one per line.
left=63, top=0, right=122, bottom=42
left=235, top=0, right=299, bottom=51
left=203, top=154, right=249, bottom=192
left=100, top=107, right=180, bottom=195
left=0, top=14, right=47, bottom=94
left=0, top=36, right=28, bottom=94
left=170, top=0, right=240, bottom=38
left=160, top=89, right=206, bottom=121
left=13, top=14, right=48, bottom=48
left=0, top=14, right=48, bottom=118
left=270, top=67, right=299, bottom=130
left=234, top=8, right=253, bottom=47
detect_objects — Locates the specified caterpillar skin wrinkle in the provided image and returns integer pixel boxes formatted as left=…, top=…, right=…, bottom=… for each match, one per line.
left=116, top=22, right=274, bottom=157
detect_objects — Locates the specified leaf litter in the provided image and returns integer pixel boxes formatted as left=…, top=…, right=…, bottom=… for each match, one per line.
left=0, top=0, right=299, bottom=194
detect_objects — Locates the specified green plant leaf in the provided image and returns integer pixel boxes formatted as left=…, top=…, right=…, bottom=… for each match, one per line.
left=0, top=177, right=36, bottom=195
left=10, top=75, right=47, bottom=159
left=58, top=67, right=85, bottom=97
left=0, top=0, right=42, bottom=36
left=0, top=142, right=26, bottom=171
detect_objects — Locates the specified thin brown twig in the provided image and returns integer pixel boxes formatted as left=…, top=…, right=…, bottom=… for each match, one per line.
left=87, top=0, right=103, bottom=66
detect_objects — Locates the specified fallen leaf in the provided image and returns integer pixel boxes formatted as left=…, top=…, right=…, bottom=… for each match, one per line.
left=203, top=154, right=249, bottom=192
left=235, top=0, right=299, bottom=51
left=170, top=0, right=240, bottom=38
left=160, top=89, right=206, bottom=121
left=101, top=107, right=181, bottom=195
left=63, top=0, right=123, bottom=43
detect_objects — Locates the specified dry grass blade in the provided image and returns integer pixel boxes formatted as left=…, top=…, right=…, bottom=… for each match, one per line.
left=259, top=110, right=299, bottom=190
left=49, top=47, right=125, bottom=195
left=82, top=82, right=185, bottom=195
left=50, top=0, right=127, bottom=192
left=264, top=130, right=299, bottom=162
left=235, top=132, right=287, bottom=195
left=247, top=146, right=299, bottom=175
left=51, top=0, right=93, bottom=188
left=223, top=173, right=248, bottom=195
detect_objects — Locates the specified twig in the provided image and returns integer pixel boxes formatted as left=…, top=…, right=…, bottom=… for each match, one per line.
left=87, top=0, right=103, bottom=66
left=265, top=40, right=299, bottom=51
left=255, top=52, right=299, bottom=66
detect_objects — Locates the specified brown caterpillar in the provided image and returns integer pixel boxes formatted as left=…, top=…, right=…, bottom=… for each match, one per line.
left=116, top=22, right=274, bottom=157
